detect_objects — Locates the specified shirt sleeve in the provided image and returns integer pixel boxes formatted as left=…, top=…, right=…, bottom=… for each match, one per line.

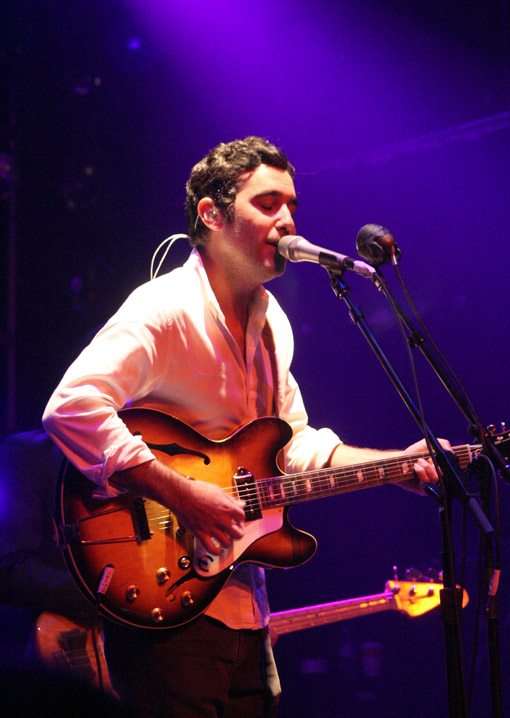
left=42, top=290, right=169, bottom=496
left=279, top=370, right=342, bottom=473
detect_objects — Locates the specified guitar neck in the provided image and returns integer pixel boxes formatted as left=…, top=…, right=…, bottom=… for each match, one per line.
left=257, top=443, right=474, bottom=511
left=269, top=591, right=396, bottom=636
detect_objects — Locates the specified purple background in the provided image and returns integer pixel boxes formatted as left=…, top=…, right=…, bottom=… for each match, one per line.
left=1, top=1, right=509, bottom=714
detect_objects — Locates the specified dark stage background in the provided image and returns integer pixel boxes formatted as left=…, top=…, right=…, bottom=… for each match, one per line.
left=1, top=1, right=509, bottom=715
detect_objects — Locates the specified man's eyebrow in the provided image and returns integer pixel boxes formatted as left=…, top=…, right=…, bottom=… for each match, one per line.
left=253, top=190, right=298, bottom=206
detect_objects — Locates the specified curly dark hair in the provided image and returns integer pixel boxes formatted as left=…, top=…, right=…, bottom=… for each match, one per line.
left=185, top=136, right=295, bottom=247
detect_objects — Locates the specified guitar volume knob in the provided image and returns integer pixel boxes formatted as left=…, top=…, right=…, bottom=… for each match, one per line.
left=126, top=585, right=140, bottom=602
left=156, top=567, right=171, bottom=584
left=151, top=607, right=165, bottom=624
left=181, top=591, right=194, bottom=607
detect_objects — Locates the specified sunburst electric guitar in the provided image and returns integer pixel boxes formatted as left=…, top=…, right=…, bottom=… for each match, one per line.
left=55, top=408, right=504, bottom=629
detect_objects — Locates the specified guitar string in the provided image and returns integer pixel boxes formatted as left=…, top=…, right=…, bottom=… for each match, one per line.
left=144, top=446, right=473, bottom=522
left=270, top=597, right=393, bottom=631
left=141, top=445, right=473, bottom=524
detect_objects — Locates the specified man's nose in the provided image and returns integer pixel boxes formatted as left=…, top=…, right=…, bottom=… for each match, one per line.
left=276, top=206, right=296, bottom=235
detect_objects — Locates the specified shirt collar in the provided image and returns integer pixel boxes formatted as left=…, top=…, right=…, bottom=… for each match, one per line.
left=186, top=249, right=269, bottom=325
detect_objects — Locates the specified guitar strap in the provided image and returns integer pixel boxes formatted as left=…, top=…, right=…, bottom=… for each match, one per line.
left=261, top=321, right=278, bottom=417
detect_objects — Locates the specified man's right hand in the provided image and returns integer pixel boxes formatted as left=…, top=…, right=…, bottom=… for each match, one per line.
left=113, top=459, right=246, bottom=556
left=172, top=476, right=246, bottom=555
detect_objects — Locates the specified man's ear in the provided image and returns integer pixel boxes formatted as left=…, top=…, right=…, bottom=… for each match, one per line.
left=197, top=197, right=223, bottom=231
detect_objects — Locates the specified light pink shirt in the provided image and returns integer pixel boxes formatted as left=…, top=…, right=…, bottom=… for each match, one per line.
left=43, top=250, right=341, bottom=629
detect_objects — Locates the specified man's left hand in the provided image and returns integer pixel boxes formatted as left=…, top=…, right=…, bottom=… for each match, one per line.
left=401, top=438, right=453, bottom=494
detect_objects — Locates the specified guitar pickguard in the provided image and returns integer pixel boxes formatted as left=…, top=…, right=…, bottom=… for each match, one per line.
left=193, top=508, right=284, bottom=576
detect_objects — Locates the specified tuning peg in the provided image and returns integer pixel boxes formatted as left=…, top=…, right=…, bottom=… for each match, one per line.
left=422, top=568, right=440, bottom=583
left=404, top=567, right=423, bottom=581
left=392, top=565, right=399, bottom=580
left=486, top=423, right=508, bottom=436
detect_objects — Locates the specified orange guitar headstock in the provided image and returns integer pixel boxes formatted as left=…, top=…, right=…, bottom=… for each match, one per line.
left=386, top=579, right=469, bottom=617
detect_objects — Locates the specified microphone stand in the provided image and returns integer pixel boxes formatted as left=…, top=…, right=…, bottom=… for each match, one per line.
left=376, top=271, right=510, bottom=483
left=369, top=266, right=505, bottom=718
left=326, top=268, right=495, bottom=718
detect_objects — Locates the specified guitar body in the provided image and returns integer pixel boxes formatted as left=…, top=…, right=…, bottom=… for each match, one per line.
left=56, top=409, right=317, bottom=629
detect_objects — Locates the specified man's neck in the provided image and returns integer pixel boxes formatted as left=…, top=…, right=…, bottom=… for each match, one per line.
left=200, top=250, right=259, bottom=358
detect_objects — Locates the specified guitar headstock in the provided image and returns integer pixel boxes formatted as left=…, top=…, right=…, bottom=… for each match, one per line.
left=386, top=578, right=469, bottom=617
left=484, top=424, right=510, bottom=461
left=469, top=423, right=510, bottom=482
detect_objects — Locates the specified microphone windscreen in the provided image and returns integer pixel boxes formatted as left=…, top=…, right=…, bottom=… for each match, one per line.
left=356, top=224, right=401, bottom=267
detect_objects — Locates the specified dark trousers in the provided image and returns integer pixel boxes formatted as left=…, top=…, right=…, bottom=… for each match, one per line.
left=103, top=615, right=281, bottom=717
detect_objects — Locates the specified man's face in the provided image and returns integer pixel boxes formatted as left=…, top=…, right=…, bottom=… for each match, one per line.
left=214, top=163, right=298, bottom=285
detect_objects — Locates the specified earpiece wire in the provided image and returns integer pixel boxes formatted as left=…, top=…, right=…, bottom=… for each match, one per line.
left=150, top=234, right=190, bottom=280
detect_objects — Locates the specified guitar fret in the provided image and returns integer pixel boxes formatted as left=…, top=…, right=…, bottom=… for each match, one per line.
left=260, top=453, right=425, bottom=509
left=281, top=478, right=297, bottom=500
left=400, top=459, right=412, bottom=475
left=261, top=477, right=282, bottom=507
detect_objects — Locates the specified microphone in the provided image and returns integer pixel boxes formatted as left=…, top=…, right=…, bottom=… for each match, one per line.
left=355, top=224, right=402, bottom=268
left=278, top=235, right=376, bottom=278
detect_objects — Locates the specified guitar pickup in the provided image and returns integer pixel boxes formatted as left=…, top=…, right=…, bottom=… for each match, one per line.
left=234, top=468, right=262, bottom=521
left=130, top=497, right=152, bottom=541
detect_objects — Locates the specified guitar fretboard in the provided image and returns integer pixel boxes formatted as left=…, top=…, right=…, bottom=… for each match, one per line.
left=255, top=444, right=473, bottom=510
left=270, top=593, right=393, bottom=635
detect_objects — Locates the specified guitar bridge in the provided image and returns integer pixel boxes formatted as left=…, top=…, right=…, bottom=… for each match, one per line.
left=59, top=498, right=152, bottom=546
left=234, top=467, right=262, bottom=521
left=131, top=497, right=152, bottom=541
